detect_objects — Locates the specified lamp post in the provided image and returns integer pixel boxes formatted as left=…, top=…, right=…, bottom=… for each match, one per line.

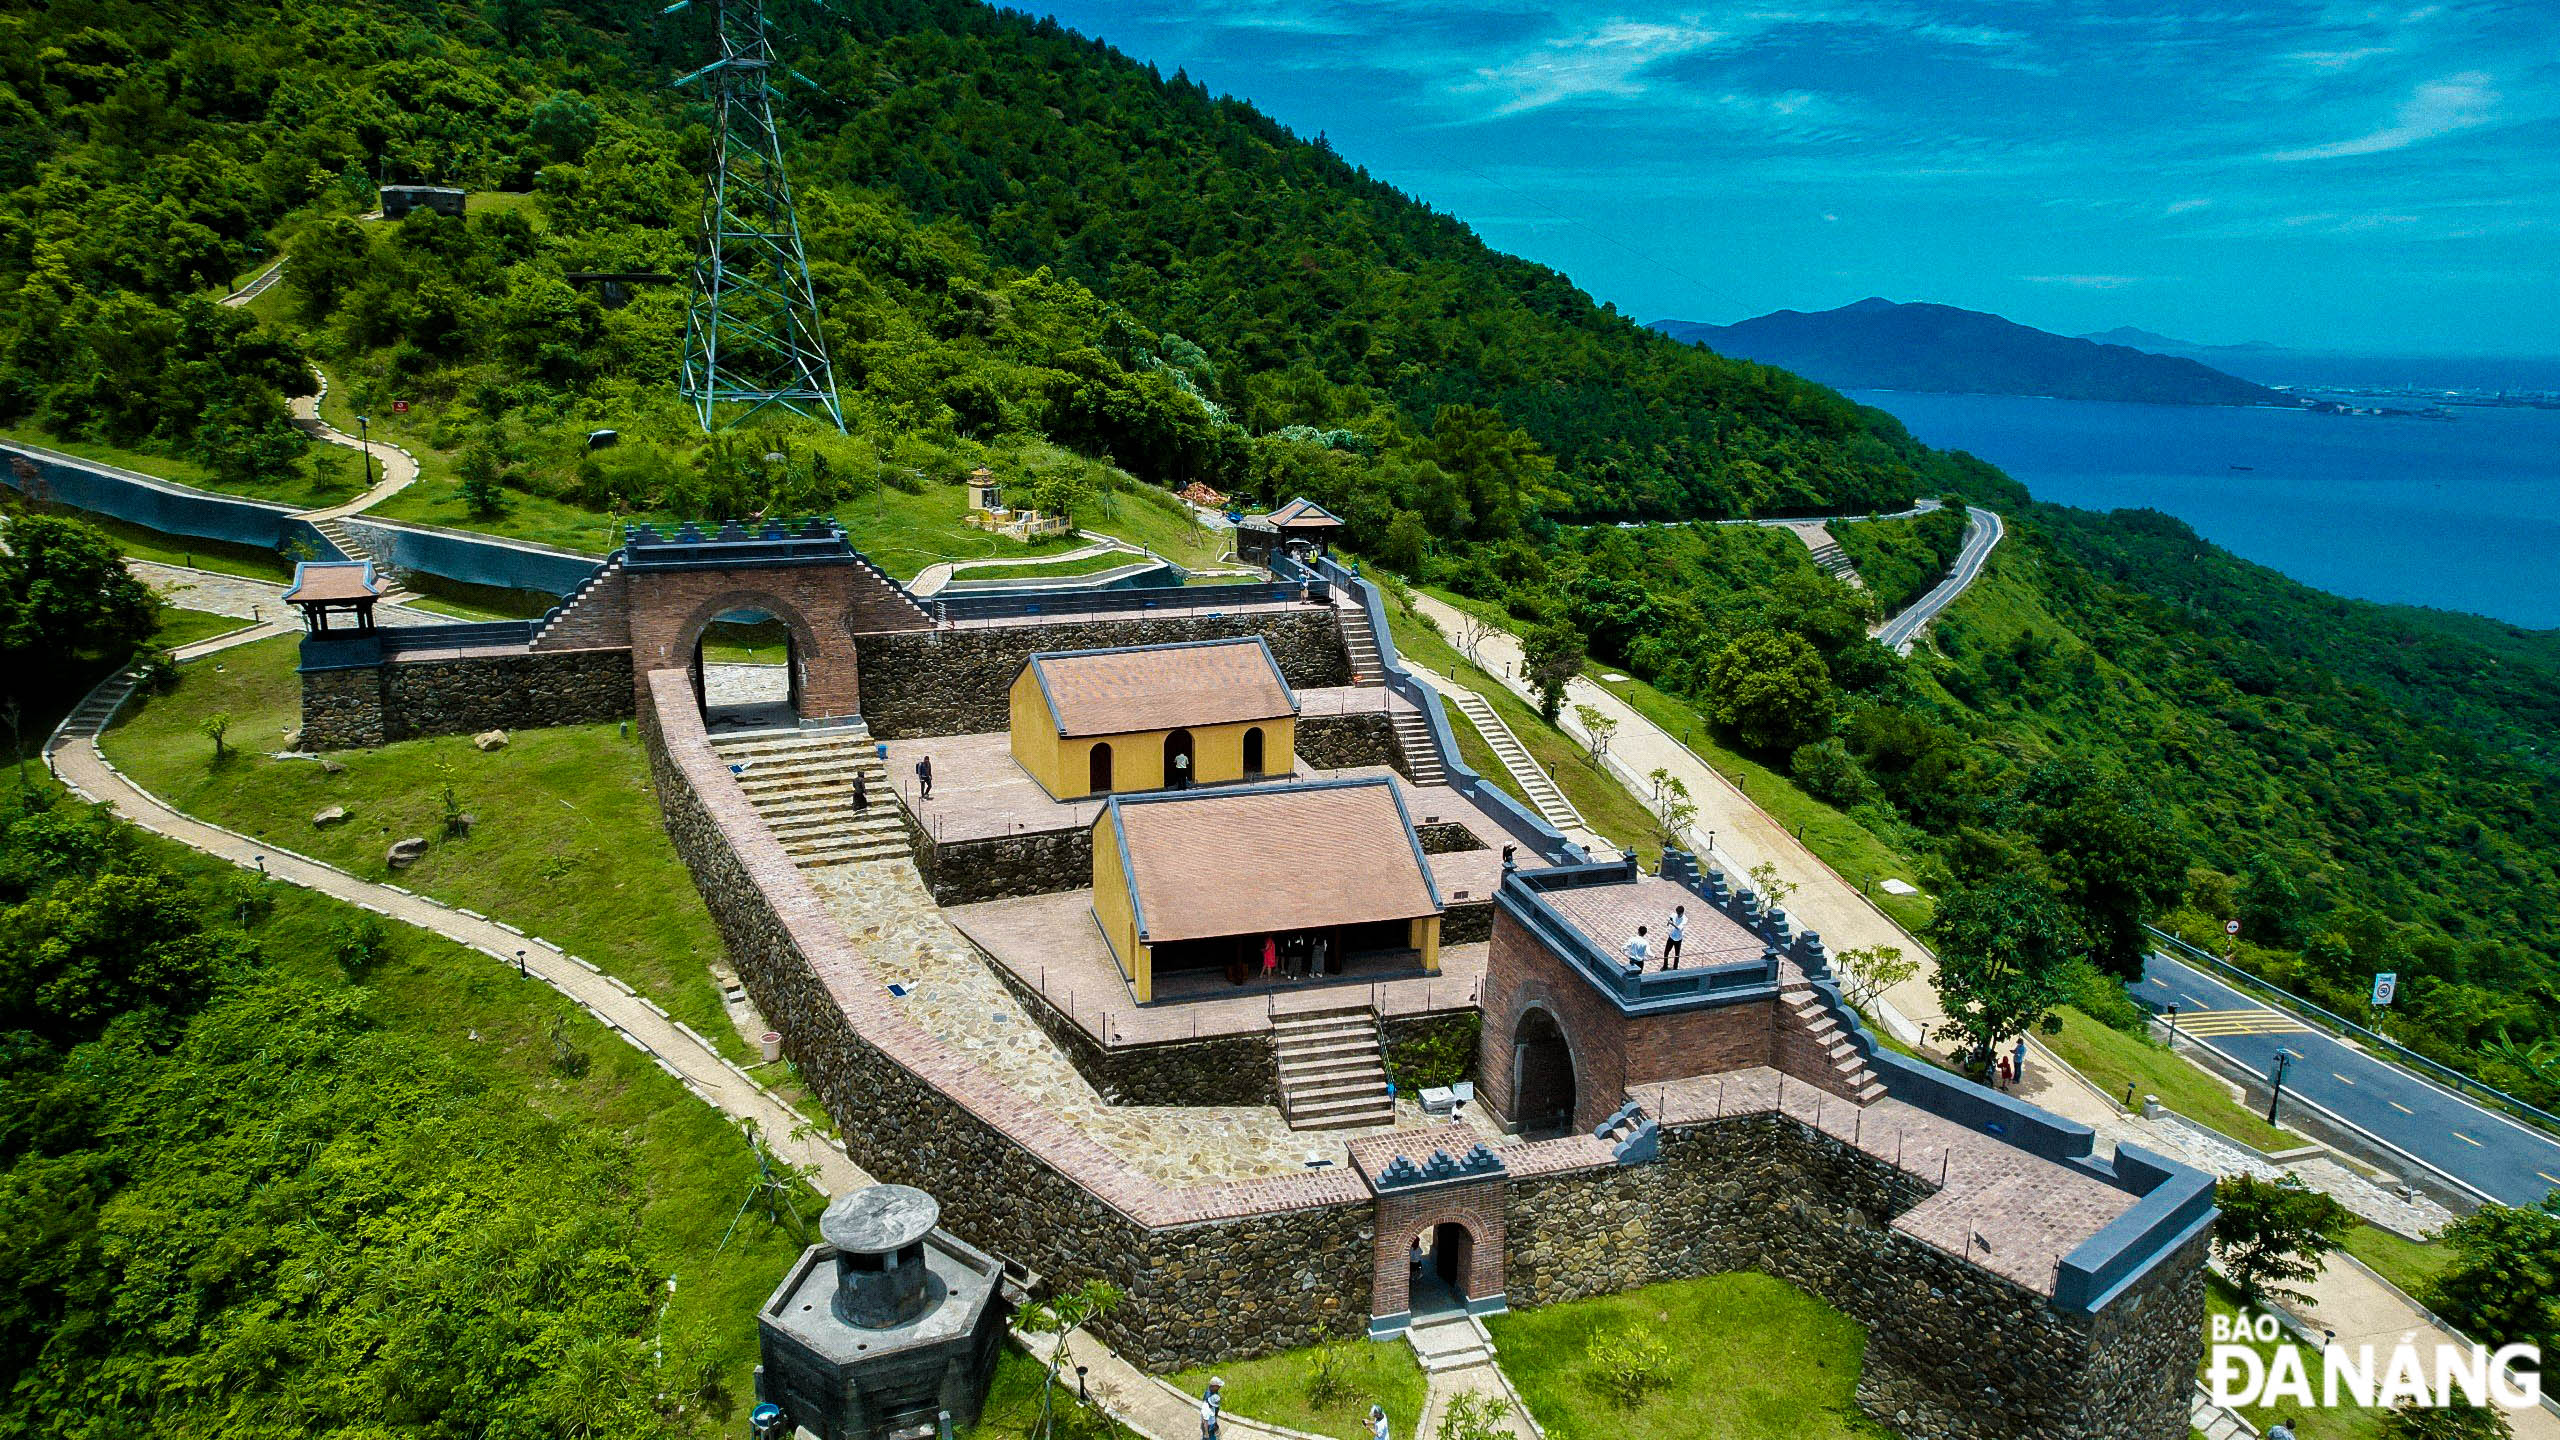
left=2266, top=1049, right=2294, bottom=1126
left=356, top=414, right=374, bottom=487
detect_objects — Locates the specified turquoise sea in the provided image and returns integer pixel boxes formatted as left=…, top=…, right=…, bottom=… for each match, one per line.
left=1848, top=388, right=2560, bottom=630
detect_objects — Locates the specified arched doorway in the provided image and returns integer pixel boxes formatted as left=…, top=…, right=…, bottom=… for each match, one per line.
left=1409, top=1222, right=1476, bottom=1316
left=1089, top=742, right=1114, bottom=795
left=1511, top=1007, right=1575, bottom=1136
left=1242, top=726, right=1265, bottom=778
left=692, top=608, right=800, bottom=732
left=1163, top=728, right=1194, bottom=789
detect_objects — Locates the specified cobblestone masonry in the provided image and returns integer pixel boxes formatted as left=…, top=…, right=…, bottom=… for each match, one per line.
left=1297, top=712, right=1404, bottom=776
left=895, top=797, right=1092, bottom=907
left=300, top=646, right=632, bottom=749
left=855, top=610, right=1350, bottom=739
left=641, top=671, right=2202, bottom=1430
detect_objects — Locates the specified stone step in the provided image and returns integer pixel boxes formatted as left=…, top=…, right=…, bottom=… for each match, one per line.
left=1853, top=1079, right=1887, bottom=1104
left=755, top=792, right=900, bottom=822
left=1272, top=1005, right=1375, bottom=1029
left=712, top=729, right=875, bottom=758
left=733, top=762, right=890, bottom=792
left=716, top=744, right=885, bottom=771
left=1286, top=1070, right=1389, bottom=1101
left=786, top=835, right=912, bottom=864
left=1286, top=1097, right=1394, bottom=1130
left=1274, top=1025, right=1378, bottom=1052
left=767, top=815, right=909, bottom=843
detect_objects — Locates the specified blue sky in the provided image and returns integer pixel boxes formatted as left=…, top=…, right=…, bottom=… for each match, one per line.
left=1025, top=2, right=2560, bottom=354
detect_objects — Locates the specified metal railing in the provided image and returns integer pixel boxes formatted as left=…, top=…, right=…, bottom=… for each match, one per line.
left=2146, top=925, right=2560, bottom=1141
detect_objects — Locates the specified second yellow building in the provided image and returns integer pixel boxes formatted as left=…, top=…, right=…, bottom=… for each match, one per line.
left=1008, top=637, right=1299, bottom=799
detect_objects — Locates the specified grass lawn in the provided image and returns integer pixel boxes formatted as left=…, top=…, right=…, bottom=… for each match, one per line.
left=122, top=807, right=812, bottom=1424
left=2339, top=1223, right=2451, bottom=1301
left=3, top=421, right=371, bottom=510
left=83, top=512, right=296, bottom=581
left=1486, top=1272, right=1888, bottom=1440
left=153, top=605, right=253, bottom=649
left=96, top=633, right=755, bottom=1070
left=2203, top=1279, right=2385, bottom=1440
left=2043, top=1006, right=2301, bottom=1152
left=835, top=479, right=1083, bottom=580
left=1168, top=1337, right=1427, bottom=1440
left=1084, top=482, right=1233, bottom=570
left=948, top=550, right=1148, bottom=582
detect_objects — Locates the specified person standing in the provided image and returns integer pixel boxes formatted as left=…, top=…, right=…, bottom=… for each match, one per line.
left=2012, top=1037, right=2028, bottom=1087
left=916, top=753, right=934, bottom=800
left=1262, top=935, right=1279, bottom=983
left=1201, top=1378, right=1224, bottom=1440
left=852, top=768, right=870, bottom=813
left=1173, top=749, right=1191, bottom=790
left=1623, top=925, right=1650, bottom=974
left=1664, top=906, right=1686, bottom=968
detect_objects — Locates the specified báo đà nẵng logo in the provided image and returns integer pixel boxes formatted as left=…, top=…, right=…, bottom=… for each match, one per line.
left=2208, top=1311, right=2542, bottom=1412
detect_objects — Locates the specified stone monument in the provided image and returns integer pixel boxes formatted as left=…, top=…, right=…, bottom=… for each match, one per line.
left=756, top=1184, right=1009, bottom=1440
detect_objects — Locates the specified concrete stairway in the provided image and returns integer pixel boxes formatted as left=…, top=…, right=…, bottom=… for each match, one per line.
left=1780, top=985, right=1887, bottom=1104
left=1336, top=600, right=1386, bottom=686
left=1794, top=526, right=1866, bottom=589
left=709, top=723, right=912, bottom=869
left=1440, top=689, right=1582, bottom=831
left=1274, top=1004, right=1395, bottom=1131
left=1388, top=708, right=1449, bottom=787
left=307, top=515, right=420, bottom=605
left=55, top=664, right=142, bottom=744
left=1405, top=1312, right=1496, bottom=1372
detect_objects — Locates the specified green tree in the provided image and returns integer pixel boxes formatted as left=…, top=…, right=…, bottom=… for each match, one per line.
left=1929, top=876, right=2078, bottom=1073
left=1522, top=621, right=1585, bottom=723
left=1704, top=629, right=1835, bottom=754
left=2211, top=1174, right=2350, bottom=1304
left=2425, top=1193, right=2560, bottom=1355
left=1376, top=509, right=1429, bottom=575
left=528, top=90, right=599, bottom=161
left=199, top=711, right=231, bottom=763
left=0, top=865, right=234, bottom=1041
left=1790, top=737, right=1870, bottom=808
left=2378, top=1401, right=2515, bottom=1440
left=2021, top=762, right=2190, bottom=979
left=0, top=516, right=158, bottom=705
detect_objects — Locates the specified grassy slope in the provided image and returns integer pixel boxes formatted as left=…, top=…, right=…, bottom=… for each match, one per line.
left=2338, top=1223, right=2452, bottom=1301
left=2041, top=1008, right=2299, bottom=1152
left=1167, top=1339, right=1428, bottom=1440
left=1486, top=1273, right=1887, bottom=1440
left=138, top=813, right=809, bottom=1423
left=95, top=634, right=753, bottom=1069
left=4, top=419, right=372, bottom=510
left=85, top=511, right=295, bottom=580
left=152, top=606, right=252, bottom=649
left=2204, top=1278, right=2384, bottom=1440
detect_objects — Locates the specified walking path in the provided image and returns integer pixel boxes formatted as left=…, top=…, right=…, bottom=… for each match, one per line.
left=42, top=634, right=870, bottom=1200
left=132, top=559, right=444, bottom=628
left=908, top=540, right=1135, bottom=597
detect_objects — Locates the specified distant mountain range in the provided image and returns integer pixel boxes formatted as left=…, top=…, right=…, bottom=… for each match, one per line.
left=2076, top=326, right=2289, bottom=358
left=1652, top=299, right=2301, bottom=407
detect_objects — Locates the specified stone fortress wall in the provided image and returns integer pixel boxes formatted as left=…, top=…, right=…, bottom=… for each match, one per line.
left=637, top=662, right=2210, bottom=1440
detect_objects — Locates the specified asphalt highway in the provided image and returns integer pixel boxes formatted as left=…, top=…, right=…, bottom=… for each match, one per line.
left=1875, top=506, right=2005, bottom=653
left=2132, top=951, right=2560, bottom=1207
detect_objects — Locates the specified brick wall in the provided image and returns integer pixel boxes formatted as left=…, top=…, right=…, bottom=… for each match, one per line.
left=1371, top=1178, right=1509, bottom=1318
left=622, top=563, right=925, bottom=719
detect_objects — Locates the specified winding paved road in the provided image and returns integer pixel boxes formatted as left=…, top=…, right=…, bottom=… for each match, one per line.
left=1873, top=505, right=2003, bottom=653
left=2133, top=951, right=2560, bottom=1207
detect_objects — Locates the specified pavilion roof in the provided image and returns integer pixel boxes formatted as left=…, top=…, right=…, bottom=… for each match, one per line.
left=281, top=560, right=382, bottom=604
left=1102, top=778, right=1441, bottom=943
left=1023, top=637, right=1295, bottom=738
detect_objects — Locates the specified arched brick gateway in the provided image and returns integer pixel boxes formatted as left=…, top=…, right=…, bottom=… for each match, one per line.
left=1352, top=1133, right=1510, bottom=1335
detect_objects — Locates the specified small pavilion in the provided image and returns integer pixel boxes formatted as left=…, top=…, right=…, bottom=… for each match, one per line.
left=1008, top=637, right=1298, bottom=800
left=1089, top=777, right=1443, bottom=1003
left=1237, top=496, right=1345, bottom=566
left=282, top=560, right=385, bottom=634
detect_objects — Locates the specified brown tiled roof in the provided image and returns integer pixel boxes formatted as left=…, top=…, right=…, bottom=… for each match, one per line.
left=1543, top=875, right=1764, bottom=966
left=1027, top=639, right=1295, bottom=738
left=1107, top=780, right=1440, bottom=942
left=1267, top=497, right=1343, bottom=529
left=281, top=561, right=381, bottom=603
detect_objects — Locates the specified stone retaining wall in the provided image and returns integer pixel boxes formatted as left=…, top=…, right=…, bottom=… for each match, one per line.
left=898, top=802, right=1091, bottom=907
left=1298, top=712, right=1402, bottom=775
left=300, top=647, right=632, bottom=748
left=988, top=961, right=1277, bottom=1108
left=856, top=610, right=1350, bottom=739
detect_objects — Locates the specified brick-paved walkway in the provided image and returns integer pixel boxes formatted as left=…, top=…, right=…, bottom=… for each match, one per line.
left=129, top=560, right=445, bottom=628
left=44, top=638, right=869, bottom=1200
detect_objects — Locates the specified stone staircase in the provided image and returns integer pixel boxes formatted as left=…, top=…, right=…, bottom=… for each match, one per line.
left=1273, top=1004, right=1395, bottom=1130
left=709, top=723, right=913, bottom=869
left=1388, top=707, right=1448, bottom=787
left=1796, top=526, right=1866, bottom=589
left=1404, top=1311, right=1496, bottom=1372
left=307, top=515, right=420, bottom=604
left=1336, top=600, right=1386, bottom=686
left=1779, top=984, right=1887, bottom=1104
left=529, top=552, right=627, bottom=650
left=55, top=664, right=142, bottom=745
left=1440, top=688, right=1582, bottom=832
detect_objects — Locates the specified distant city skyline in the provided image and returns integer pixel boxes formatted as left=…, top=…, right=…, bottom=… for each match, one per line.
left=1026, top=2, right=2560, bottom=356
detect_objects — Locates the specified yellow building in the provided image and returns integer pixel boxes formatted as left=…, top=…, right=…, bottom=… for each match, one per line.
left=1008, top=637, right=1298, bottom=800
left=1090, top=777, right=1444, bottom=1003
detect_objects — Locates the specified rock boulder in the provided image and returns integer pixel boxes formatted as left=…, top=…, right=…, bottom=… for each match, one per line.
left=387, top=836, right=429, bottom=868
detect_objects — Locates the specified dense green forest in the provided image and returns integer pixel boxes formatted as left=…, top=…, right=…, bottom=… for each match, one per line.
left=2, top=0, right=2556, bottom=1111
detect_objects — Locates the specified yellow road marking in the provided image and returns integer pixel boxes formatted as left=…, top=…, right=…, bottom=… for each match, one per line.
left=2332, top=1073, right=2355, bottom=1085
left=2169, top=1008, right=2308, bottom=1036
left=2389, top=1101, right=2415, bottom=1115
left=2539, top=1172, right=2560, bottom=1187
left=2454, top=1132, right=2481, bottom=1147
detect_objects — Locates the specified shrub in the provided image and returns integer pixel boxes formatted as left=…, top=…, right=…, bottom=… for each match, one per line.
left=1580, top=1327, right=1673, bottom=1408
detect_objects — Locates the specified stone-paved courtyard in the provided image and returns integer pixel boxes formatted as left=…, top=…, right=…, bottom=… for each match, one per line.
left=806, top=858, right=1499, bottom=1184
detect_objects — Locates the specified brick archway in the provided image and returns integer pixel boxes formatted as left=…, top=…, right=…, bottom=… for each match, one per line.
left=625, top=569, right=914, bottom=721
left=667, top=588, right=828, bottom=713
left=1481, top=978, right=1598, bottom=1134
left=1367, top=1180, right=1507, bottom=1331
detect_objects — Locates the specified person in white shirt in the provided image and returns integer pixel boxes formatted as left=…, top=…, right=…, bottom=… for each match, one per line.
left=1369, top=1403, right=1391, bottom=1440
left=1623, top=925, right=1650, bottom=973
left=1202, top=1378, right=1224, bottom=1439
left=1664, top=905, right=1687, bottom=968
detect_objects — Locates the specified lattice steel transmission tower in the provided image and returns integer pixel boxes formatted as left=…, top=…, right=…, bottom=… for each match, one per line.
left=666, top=0, right=845, bottom=432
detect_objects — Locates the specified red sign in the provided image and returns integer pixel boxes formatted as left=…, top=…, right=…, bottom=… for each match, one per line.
left=391, top=400, right=410, bottom=413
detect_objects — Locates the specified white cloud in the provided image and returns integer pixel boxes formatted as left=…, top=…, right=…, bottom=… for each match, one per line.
left=2023, top=274, right=2139, bottom=289
left=2267, top=71, right=2498, bottom=161
left=1463, top=19, right=1732, bottom=117
left=2286, top=45, right=2394, bottom=70
left=2165, top=197, right=2212, bottom=214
